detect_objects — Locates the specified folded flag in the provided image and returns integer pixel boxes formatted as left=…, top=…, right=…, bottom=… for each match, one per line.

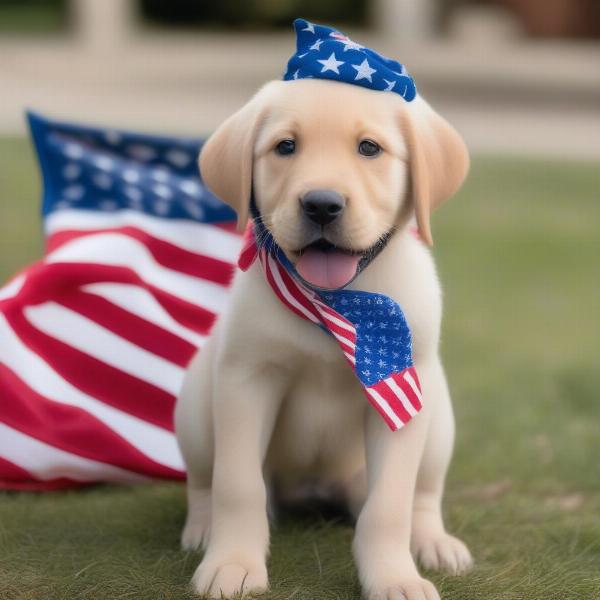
left=238, top=224, right=423, bottom=432
left=0, top=112, right=241, bottom=490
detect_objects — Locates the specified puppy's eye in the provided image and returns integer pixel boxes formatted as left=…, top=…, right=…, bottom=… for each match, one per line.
left=358, top=139, right=381, bottom=157
left=275, top=139, right=296, bottom=156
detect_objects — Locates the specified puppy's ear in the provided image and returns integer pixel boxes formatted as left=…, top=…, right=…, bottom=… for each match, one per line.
left=199, top=90, right=270, bottom=231
left=401, top=97, right=469, bottom=245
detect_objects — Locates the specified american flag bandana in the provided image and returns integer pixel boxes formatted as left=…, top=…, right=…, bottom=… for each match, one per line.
left=238, top=224, right=423, bottom=431
left=0, top=113, right=242, bottom=490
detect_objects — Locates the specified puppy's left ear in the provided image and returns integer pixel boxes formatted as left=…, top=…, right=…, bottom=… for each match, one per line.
left=199, top=86, right=272, bottom=231
left=401, top=97, right=469, bottom=245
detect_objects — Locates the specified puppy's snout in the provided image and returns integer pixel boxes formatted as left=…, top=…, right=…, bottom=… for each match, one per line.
left=300, top=190, right=345, bottom=226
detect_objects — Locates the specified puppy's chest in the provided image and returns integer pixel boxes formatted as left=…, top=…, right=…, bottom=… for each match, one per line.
left=266, top=354, right=365, bottom=477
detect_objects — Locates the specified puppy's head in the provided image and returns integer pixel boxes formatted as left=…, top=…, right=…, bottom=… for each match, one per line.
left=200, top=79, right=468, bottom=288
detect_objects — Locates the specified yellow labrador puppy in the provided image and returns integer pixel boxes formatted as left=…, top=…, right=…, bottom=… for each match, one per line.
left=175, top=78, right=472, bottom=599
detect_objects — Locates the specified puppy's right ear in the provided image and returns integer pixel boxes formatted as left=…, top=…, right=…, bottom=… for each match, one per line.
left=199, top=91, right=270, bottom=231
left=400, top=96, right=469, bottom=246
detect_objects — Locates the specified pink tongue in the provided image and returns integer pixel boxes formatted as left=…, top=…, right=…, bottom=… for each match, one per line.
left=296, top=249, right=360, bottom=289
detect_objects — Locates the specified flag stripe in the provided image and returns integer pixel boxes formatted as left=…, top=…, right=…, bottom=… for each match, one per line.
left=371, top=379, right=412, bottom=424
left=0, top=313, right=184, bottom=470
left=10, top=261, right=218, bottom=335
left=264, top=254, right=320, bottom=324
left=81, top=282, right=206, bottom=347
left=330, top=330, right=357, bottom=354
left=4, top=308, right=175, bottom=428
left=307, top=296, right=357, bottom=344
left=313, top=299, right=355, bottom=332
left=262, top=257, right=309, bottom=322
left=276, top=270, right=357, bottom=344
left=25, top=302, right=185, bottom=396
left=58, top=290, right=197, bottom=367
left=0, top=421, right=149, bottom=484
left=343, top=352, right=356, bottom=365
left=384, top=375, right=419, bottom=418
left=396, top=370, right=422, bottom=411
left=45, top=233, right=230, bottom=314
left=0, top=363, right=184, bottom=478
left=48, top=226, right=236, bottom=286
left=267, top=254, right=323, bottom=324
left=366, top=388, right=403, bottom=430
left=45, top=209, right=242, bottom=263
left=318, top=312, right=356, bottom=338
left=0, top=456, right=40, bottom=489
left=404, top=367, right=423, bottom=401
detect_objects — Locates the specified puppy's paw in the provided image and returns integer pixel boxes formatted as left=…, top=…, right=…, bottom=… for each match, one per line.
left=368, top=576, right=440, bottom=600
left=181, top=489, right=211, bottom=551
left=412, top=531, right=473, bottom=575
left=181, top=513, right=211, bottom=551
left=191, top=559, right=268, bottom=598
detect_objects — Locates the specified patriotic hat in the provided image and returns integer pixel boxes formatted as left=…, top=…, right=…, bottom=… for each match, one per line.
left=283, top=18, right=417, bottom=102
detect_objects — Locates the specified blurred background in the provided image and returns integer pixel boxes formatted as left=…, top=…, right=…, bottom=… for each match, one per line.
left=0, top=0, right=599, bottom=157
left=0, top=2, right=599, bottom=599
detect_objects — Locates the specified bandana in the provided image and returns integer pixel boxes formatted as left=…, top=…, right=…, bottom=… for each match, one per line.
left=283, top=18, right=417, bottom=102
left=238, top=223, right=422, bottom=431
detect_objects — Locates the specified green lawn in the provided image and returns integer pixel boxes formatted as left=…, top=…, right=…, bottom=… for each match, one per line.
left=0, top=2, right=68, bottom=35
left=1, top=138, right=599, bottom=599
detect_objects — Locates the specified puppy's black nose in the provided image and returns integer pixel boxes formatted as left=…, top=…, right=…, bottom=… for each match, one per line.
left=300, top=190, right=346, bottom=226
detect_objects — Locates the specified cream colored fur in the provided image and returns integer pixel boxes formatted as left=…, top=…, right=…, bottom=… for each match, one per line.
left=175, top=79, right=472, bottom=600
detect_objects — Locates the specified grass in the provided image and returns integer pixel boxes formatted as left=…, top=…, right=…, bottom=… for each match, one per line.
left=0, top=3, right=68, bottom=35
left=1, top=137, right=600, bottom=599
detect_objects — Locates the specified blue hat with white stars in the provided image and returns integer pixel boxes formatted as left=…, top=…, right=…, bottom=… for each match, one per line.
left=283, top=18, right=417, bottom=102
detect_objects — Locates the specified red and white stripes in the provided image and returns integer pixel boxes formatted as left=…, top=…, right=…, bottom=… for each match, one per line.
left=0, top=209, right=242, bottom=490
left=366, top=368, right=422, bottom=430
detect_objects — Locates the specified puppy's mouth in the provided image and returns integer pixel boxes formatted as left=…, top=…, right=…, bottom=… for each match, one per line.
left=293, top=237, right=385, bottom=290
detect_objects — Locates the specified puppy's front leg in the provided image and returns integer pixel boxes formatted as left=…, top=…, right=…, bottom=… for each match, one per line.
left=191, top=362, right=285, bottom=598
left=354, top=403, right=440, bottom=600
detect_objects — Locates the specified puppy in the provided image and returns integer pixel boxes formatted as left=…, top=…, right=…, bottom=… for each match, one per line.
left=175, top=78, right=472, bottom=600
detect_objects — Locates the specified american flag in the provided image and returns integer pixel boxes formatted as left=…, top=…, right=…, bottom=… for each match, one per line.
left=0, top=113, right=242, bottom=490
left=239, top=230, right=423, bottom=432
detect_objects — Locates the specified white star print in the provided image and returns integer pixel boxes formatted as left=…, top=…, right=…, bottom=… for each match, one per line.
left=383, top=79, right=396, bottom=91
left=310, top=38, right=324, bottom=51
left=333, top=38, right=363, bottom=52
left=292, top=69, right=300, bottom=80
left=302, top=22, right=315, bottom=33
left=352, top=58, right=377, bottom=82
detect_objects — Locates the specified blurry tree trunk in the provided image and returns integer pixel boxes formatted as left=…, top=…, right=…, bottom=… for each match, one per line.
left=71, top=0, right=137, bottom=52
left=371, top=0, right=438, bottom=41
